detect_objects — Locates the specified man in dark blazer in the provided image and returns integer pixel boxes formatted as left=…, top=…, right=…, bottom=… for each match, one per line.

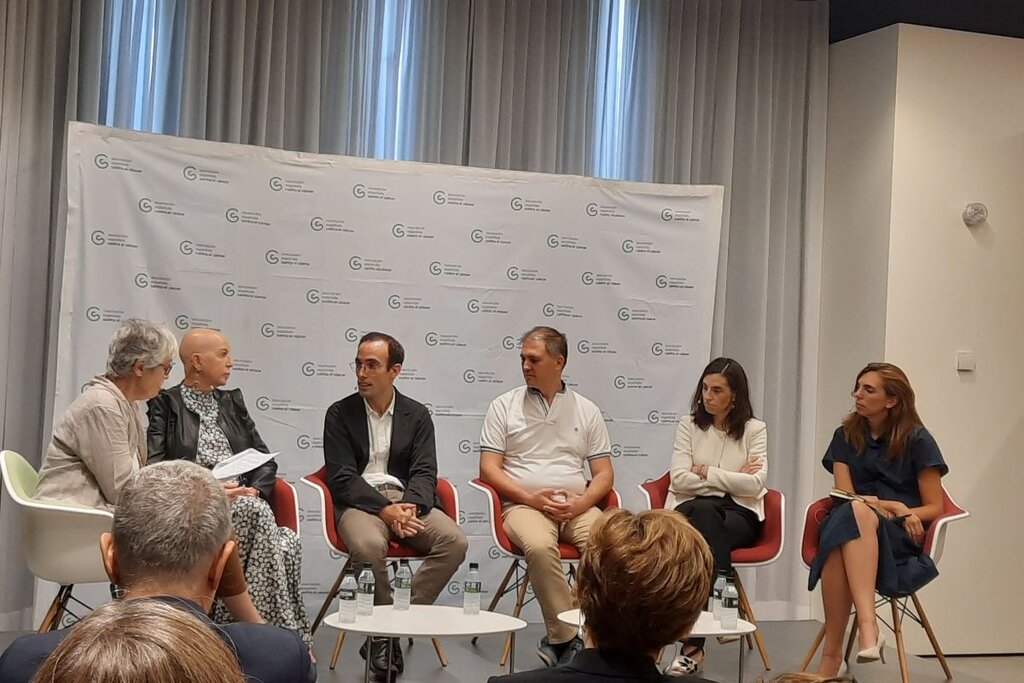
left=324, top=332, right=468, bottom=679
left=0, top=461, right=315, bottom=683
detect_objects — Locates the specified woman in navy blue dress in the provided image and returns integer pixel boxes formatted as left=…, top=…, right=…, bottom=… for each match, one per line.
left=808, top=363, right=948, bottom=676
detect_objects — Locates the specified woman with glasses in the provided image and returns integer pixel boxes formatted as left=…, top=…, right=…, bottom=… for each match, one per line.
left=36, top=319, right=264, bottom=626
left=147, top=328, right=311, bottom=645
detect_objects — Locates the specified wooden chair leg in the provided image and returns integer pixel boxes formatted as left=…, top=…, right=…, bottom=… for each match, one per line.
left=891, top=598, right=910, bottom=683
left=473, top=560, right=519, bottom=646
left=311, top=562, right=349, bottom=634
left=38, top=585, right=72, bottom=633
left=799, top=623, right=826, bottom=671
left=431, top=637, right=448, bottom=667
left=733, top=574, right=771, bottom=670
left=329, top=631, right=346, bottom=670
left=911, top=593, right=953, bottom=679
left=500, top=569, right=531, bottom=667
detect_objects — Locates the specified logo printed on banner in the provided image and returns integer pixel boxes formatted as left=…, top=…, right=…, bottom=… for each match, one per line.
left=655, top=274, right=694, bottom=290
left=661, top=207, right=699, bottom=222
left=457, top=439, right=480, bottom=454
left=90, top=230, right=138, bottom=249
left=509, top=196, right=550, bottom=213
left=221, top=282, right=266, bottom=300
left=647, top=410, right=681, bottom=425
left=296, top=435, right=324, bottom=450
left=84, top=306, right=125, bottom=323
left=613, top=375, right=654, bottom=390
left=182, top=165, right=228, bottom=184
left=305, top=289, right=349, bottom=306
left=469, top=228, right=512, bottom=245
left=546, top=233, right=587, bottom=250
left=138, top=197, right=183, bottom=216
left=432, top=190, right=475, bottom=207
left=229, top=358, right=262, bottom=375
left=428, top=261, right=471, bottom=278
left=134, top=272, right=180, bottom=291
left=398, top=366, right=429, bottom=382
left=269, top=176, right=314, bottom=194
left=179, top=240, right=225, bottom=258
left=254, top=396, right=301, bottom=413
left=462, top=369, right=501, bottom=385
left=422, top=403, right=466, bottom=418
left=348, top=256, right=392, bottom=273
left=611, top=443, right=649, bottom=459
left=506, top=266, right=546, bottom=282
left=542, top=302, right=583, bottom=319
left=580, top=271, right=621, bottom=286
left=424, top=331, right=468, bottom=348
left=260, top=323, right=306, bottom=339
left=224, top=207, right=270, bottom=226
left=344, top=328, right=361, bottom=343
left=466, top=299, right=510, bottom=315
left=616, top=307, right=657, bottom=322
left=576, top=339, right=618, bottom=355
left=621, top=238, right=662, bottom=255
left=351, top=183, right=394, bottom=201
left=650, top=341, right=690, bottom=357
left=391, top=223, right=434, bottom=239
left=387, top=294, right=430, bottom=311
left=174, top=314, right=214, bottom=330
left=309, top=216, right=351, bottom=233
left=265, top=249, right=311, bottom=267
left=501, top=336, right=517, bottom=350
left=584, top=202, right=626, bottom=218
left=300, top=361, right=345, bottom=378
left=94, top=154, right=141, bottom=173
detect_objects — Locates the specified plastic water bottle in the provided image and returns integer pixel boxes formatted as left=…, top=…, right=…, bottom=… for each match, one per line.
left=712, top=570, right=728, bottom=621
left=338, top=569, right=358, bottom=623
left=721, top=578, right=739, bottom=630
left=394, top=559, right=412, bottom=611
left=463, top=562, right=481, bottom=615
left=357, top=563, right=375, bottom=617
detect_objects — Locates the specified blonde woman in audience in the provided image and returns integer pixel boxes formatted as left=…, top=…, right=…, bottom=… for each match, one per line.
left=30, top=599, right=244, bottom=683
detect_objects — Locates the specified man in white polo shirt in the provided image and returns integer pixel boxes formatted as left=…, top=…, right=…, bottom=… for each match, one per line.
left=480, top=325, right=614, bottom=667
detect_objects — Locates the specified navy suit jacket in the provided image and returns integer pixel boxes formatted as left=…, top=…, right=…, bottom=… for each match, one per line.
left=0, top=596, right=315, bottom=683
left=323, top=389, right=440, bottom=518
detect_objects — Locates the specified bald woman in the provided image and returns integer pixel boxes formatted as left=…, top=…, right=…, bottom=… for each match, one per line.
left=147, top=329, right=311, bottom=645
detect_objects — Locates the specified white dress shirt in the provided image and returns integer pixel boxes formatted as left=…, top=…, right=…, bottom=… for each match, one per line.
left=363, top=395, right=404, bottom=490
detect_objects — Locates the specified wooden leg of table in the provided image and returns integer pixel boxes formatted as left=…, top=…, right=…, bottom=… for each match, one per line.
left=431, top=638, right=448, bottom=667
left=329, top=631, right=346, bottom=670
left=891, top=599, right=910, bottom=683
left=912, top=593, right=953, bottom=679
left=799, top=623, right=826, bottom=672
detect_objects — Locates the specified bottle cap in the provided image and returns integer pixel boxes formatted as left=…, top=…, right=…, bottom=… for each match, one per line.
left=469, top=562, right=479, bottom=570
left=400, top=558, right=410, bottom=565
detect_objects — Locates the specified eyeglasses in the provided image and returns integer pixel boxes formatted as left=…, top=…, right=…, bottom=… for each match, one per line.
left=157, top=361, right=174, bottom=377
left=350, top=360, right=385, bottom=373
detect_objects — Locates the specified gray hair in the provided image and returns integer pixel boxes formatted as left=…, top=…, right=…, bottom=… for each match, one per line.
left=113, top=461, right=231, bottom=584
left=105, top=319, right=178, bottom=378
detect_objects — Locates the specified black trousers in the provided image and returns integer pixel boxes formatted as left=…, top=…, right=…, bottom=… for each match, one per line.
left=675, top=495, right=762, bottom=578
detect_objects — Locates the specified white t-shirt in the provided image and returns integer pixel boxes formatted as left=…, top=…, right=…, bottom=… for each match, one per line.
left=480, top=385, right=611, bottom=495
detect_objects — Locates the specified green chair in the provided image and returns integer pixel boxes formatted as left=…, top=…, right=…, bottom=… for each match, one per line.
left=0, top=450, right=113, bottom=631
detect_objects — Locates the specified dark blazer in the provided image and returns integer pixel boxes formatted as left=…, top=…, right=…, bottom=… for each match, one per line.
left=323, top=389, right=439, bottom=518
left=146, top=385, right=277, bottom=503
left=0, top=596, right=316, bottom=683
left=488, top=649, right=716, bottom=683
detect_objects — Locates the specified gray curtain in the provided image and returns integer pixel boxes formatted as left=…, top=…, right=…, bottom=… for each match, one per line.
left=0, top=0, right=827, bottom=625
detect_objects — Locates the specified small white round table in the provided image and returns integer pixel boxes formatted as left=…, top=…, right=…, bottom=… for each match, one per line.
left=325, top=605, right=528, bottom=681
left=558, top=609, right=757, bottom=682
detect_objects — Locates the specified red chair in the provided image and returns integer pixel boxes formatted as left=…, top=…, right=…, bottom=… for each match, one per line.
left=639, top=472, right=784, bottom=671
left=302, top=467, right=457, bottom=669
left=469, top=477, right=621, bottom=666
left=270, top=477, right=300, bottom=533
left=798, top=486, right=969, bottom=683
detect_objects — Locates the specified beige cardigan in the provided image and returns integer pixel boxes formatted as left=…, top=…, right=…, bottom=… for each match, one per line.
left=664, top=415, right=769, bottom=520
left=35, top=376, right=147, bottom=511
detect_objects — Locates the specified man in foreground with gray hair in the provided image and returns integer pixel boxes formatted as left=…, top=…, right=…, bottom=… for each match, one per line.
left=0, top=460, right=316, bottom=683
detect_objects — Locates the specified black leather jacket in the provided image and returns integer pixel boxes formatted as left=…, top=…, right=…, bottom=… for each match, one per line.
left=146, top=385, right=277, bottom=503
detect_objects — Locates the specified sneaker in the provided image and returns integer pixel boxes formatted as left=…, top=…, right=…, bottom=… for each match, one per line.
left=557, top=635, right=584, bottom=666
left=536, top=637, right=561, bottom=667
left=664, top=650, right=704, bottom=677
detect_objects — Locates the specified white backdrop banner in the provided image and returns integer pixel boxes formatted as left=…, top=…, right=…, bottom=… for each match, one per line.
left=60, top=122, right=723, bottom=620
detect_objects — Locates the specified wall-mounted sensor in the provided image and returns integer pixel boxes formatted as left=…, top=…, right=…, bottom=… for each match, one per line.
left=955, top=351, right=976, bottom=372
left=962, top=203, right=988, bottom=226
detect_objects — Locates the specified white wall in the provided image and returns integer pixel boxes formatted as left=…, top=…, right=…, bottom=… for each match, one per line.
left=820, top=24, right=1024, bottom=654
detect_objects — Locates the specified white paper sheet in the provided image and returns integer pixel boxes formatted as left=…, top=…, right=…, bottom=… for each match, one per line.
left=211, top=448, right=279, bottom=481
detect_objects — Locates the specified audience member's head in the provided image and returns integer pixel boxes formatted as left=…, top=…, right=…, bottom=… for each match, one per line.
left=577, top=508, right=713, bottom=656
left=30, top=599, right=244, bottom=683
left=100, top=461, right=234, bottom=606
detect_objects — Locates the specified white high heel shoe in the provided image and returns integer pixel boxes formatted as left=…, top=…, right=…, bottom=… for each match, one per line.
left=856, top=630, right=887, bottom=664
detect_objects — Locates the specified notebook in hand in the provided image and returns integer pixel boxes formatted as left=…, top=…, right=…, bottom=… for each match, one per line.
left=829, top=487, right=865, bottom=502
